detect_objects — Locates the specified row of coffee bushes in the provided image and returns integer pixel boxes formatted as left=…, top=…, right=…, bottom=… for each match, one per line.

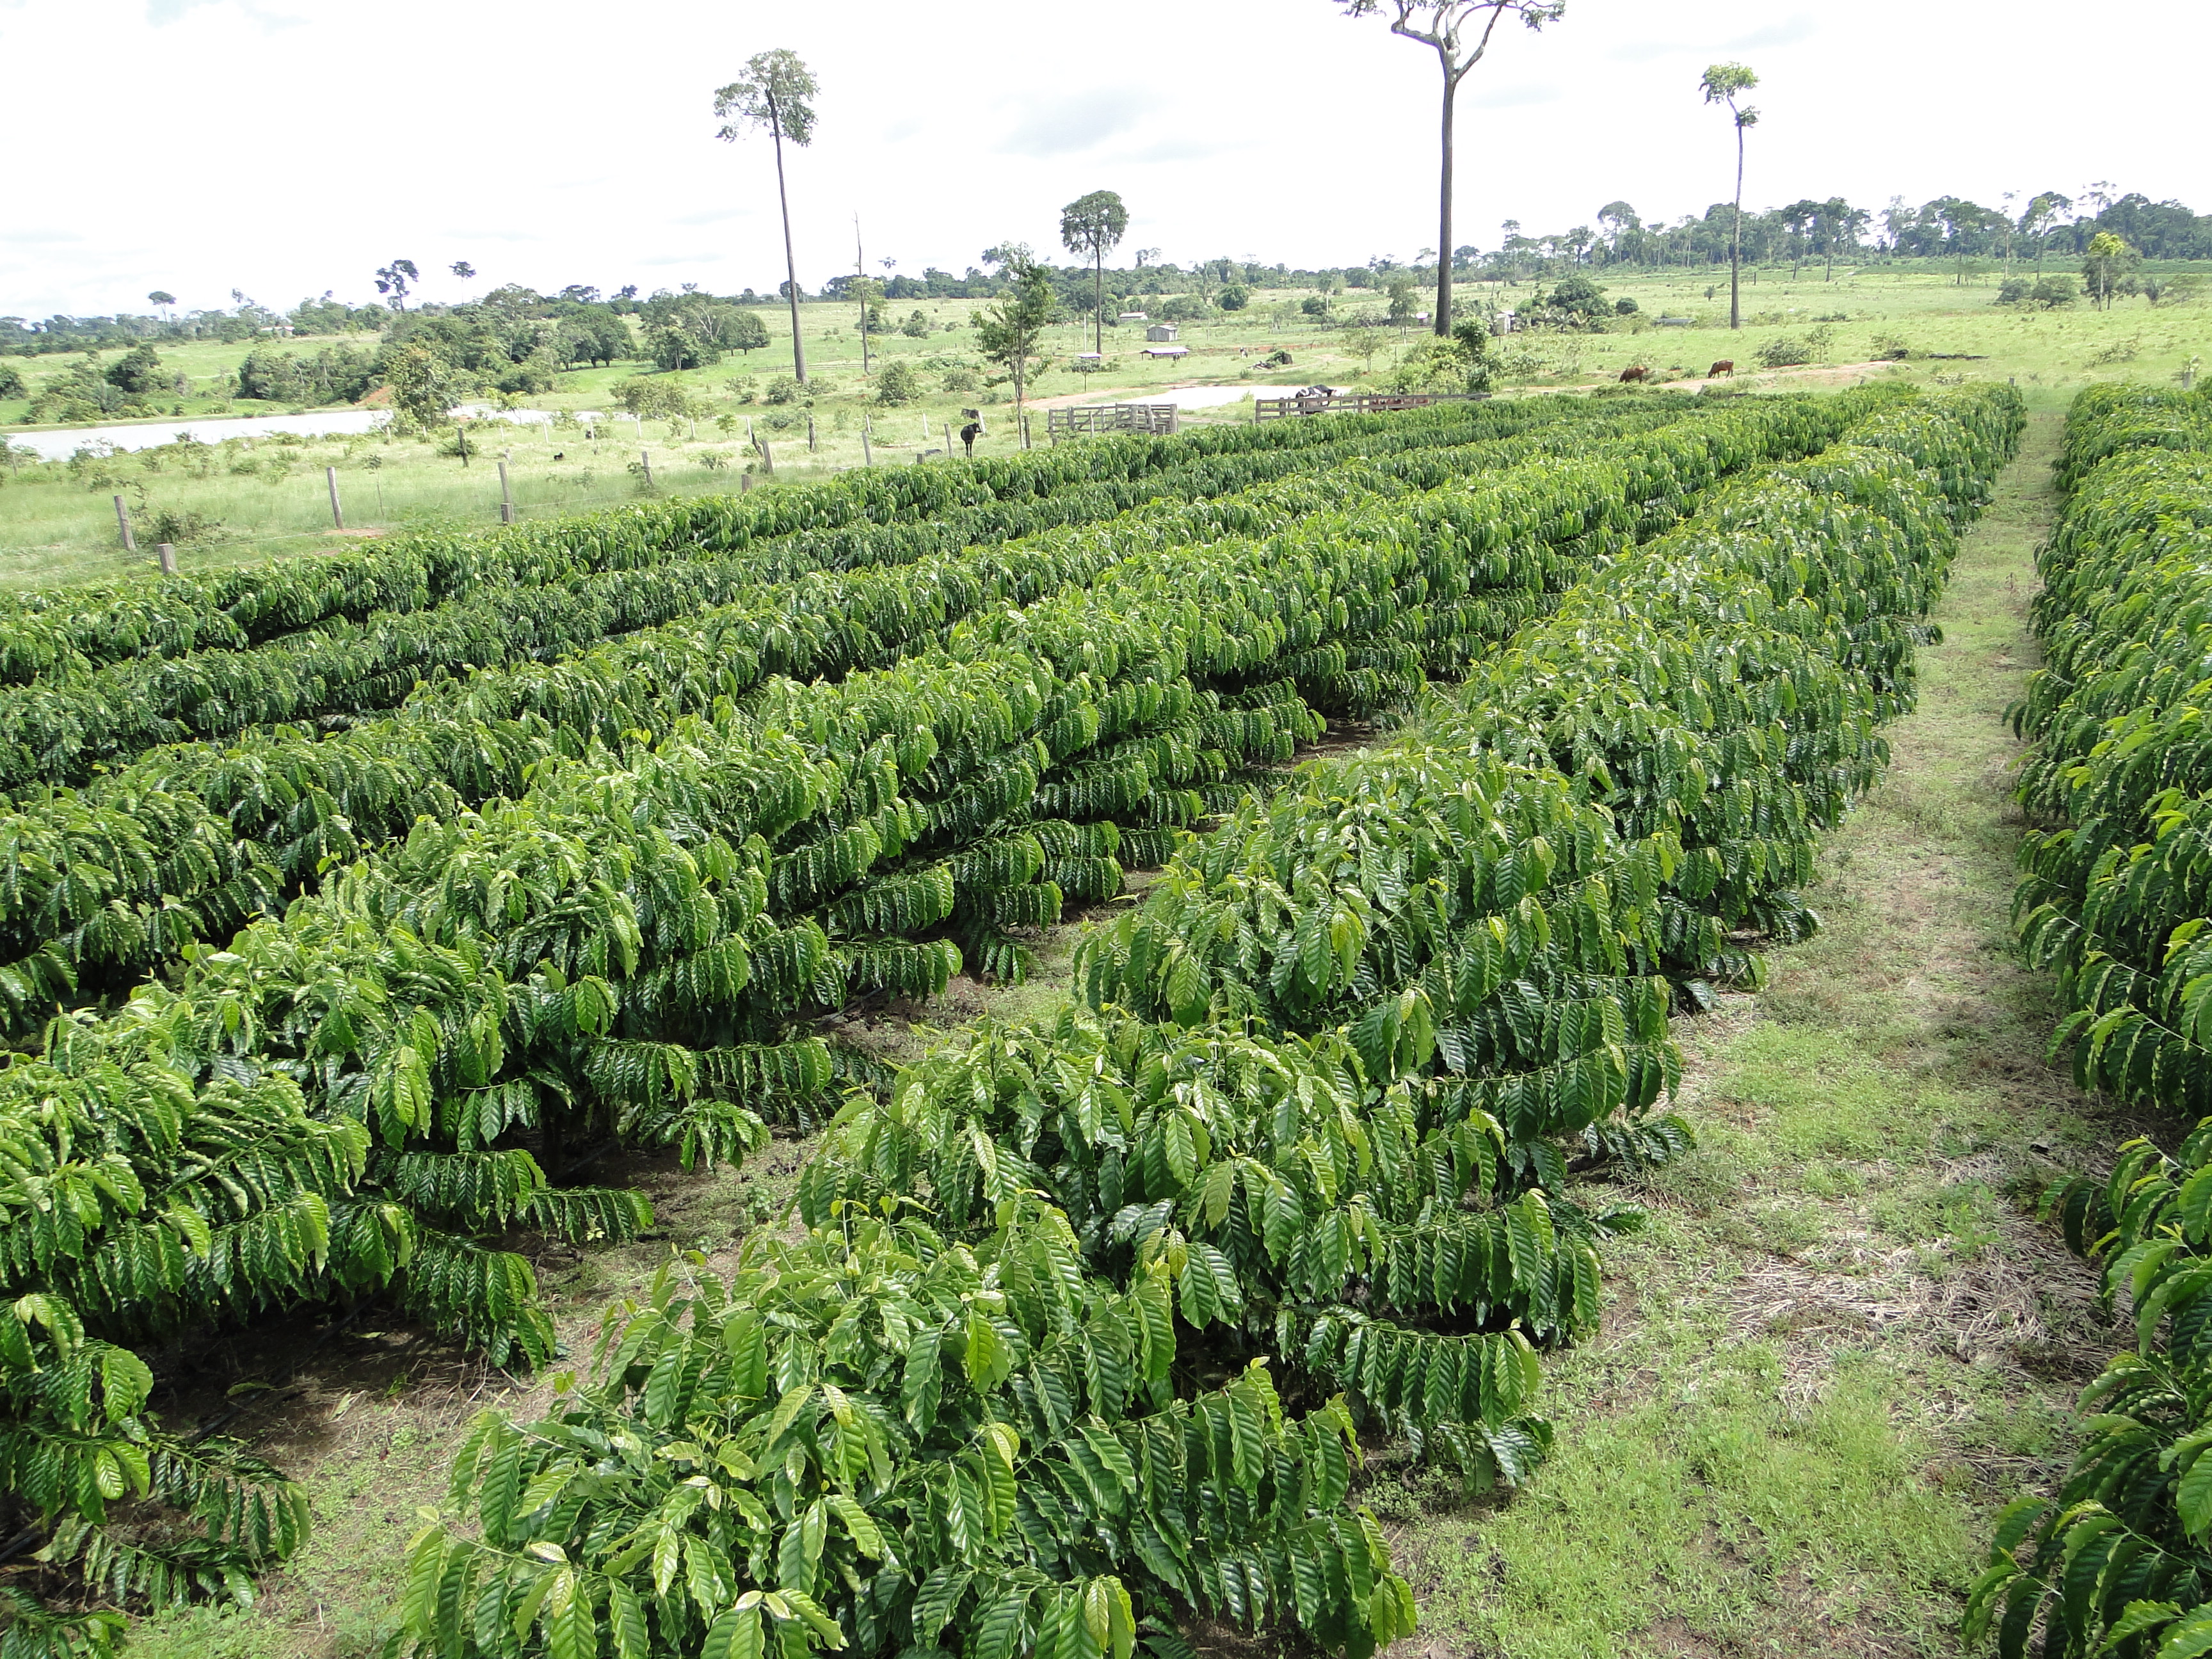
left=0, top=397, right=1617, bottom=689
left=381, top=387, right=2017, bottom=1659
left=0, top=396, right=1868, bottom=1655
left=1968, top=384, right=2212, bottom=1658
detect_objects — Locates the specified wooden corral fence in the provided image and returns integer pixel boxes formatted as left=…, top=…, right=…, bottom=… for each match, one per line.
left=1253, top=390, right=1489, bottom=421
left=1045, top=403, right=1180, bottom=442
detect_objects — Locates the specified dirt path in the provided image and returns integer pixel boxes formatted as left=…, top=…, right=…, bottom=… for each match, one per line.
left=1378, top=412, right=2124, bottom=1659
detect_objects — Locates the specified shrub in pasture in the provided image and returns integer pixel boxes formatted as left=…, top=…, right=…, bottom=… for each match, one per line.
left=103, top=344, right=164, bottom=395
left=1998, top=275, right=2078, bottom=309
left=617, top=376, right=695, bottom=420
left=875, top=358, right=922, bottom=405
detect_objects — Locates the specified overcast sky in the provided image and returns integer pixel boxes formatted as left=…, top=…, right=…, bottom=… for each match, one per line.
left=4, top=0, right=2205, bottom=318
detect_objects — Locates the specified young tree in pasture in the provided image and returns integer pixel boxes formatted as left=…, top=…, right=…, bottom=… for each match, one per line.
left=973, top=256, right=1057, bottom=444
left=1699, top=62, right=1758, bottom=330
left=1336, top=0, right=1564, bottom=339
left=382, top=342, right=463, bottom=430
left=373, top=259, right=420, bottom=311
left=730, top=310, right=771, bottom=354
left=2081, top=231, right=2142, bottom=309
left=1060, top=189, right=1131, bottom=355
left=1386, top=275, right=1420, bottom=330
left=714, top=49, right=819, bottom=385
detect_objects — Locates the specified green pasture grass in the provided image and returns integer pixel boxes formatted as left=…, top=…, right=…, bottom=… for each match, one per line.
left=8, top=267, right=2199, bottom=588
left=0, top=330, right=377, bottom=428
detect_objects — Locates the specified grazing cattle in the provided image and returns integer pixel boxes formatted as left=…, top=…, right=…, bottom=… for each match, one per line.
left=1619, top=365, right=1651, bottom=383
left=1708, top=359, right=1736, bottom=378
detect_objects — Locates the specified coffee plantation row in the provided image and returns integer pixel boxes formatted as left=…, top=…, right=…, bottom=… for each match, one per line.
left=0, top=383, right=2019, bottom=1659
left=0, top=396, right=1711, bottom=1022
left=396, top=384, right=2018, bottom=1659
left=0, top=394, right=1832, bottom=1046
left=1968, top=383, right=2212, bottom=1659
left=0, top=397, right=1644, bottom=693
left=0, top=397, right=1666, bottom=789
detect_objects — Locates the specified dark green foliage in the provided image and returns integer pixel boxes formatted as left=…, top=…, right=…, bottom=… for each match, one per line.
left=1969, top=383, right=2212, bottom=1657
left=0, top=385, right=2024, bottom=1656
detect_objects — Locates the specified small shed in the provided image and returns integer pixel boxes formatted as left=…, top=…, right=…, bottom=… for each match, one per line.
left=1118, top=312, right=1148, bottom=325
left=1145, top=324, right=1178, bottom=342
left=1489, top=309, right=1516, bottom=337
left=1142, top=346, right=1189, bottom=360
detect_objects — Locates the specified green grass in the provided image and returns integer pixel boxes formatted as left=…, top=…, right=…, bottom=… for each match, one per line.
left=5, top=266, right=2200, bottom=588
left=1371, top=411, right=2121, bottom=1658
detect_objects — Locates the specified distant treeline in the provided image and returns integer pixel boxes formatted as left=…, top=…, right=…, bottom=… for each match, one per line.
left=6, top=185, right=2206, bottom=364
left=1468, top=189, right=2212, bottom=281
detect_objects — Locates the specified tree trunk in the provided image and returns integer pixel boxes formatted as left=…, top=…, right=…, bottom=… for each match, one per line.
left=1434, top=70, right=1457, bottom=337
left=1729, top=127, right=1744, bottom=330
left=1095, top=250, right=1104, bottom=356
left=771, top=107, right=807, bottom=385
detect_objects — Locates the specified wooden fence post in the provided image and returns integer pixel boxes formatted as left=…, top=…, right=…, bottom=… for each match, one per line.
left=499, top=460, right=515, bottom=522
left=326, top=466, right=344, bottom=529
left=156, top=542, right=177, bottom=575
left=638, top=449, right=653, bottom=489
left=113, top=495, right=136, bottom=552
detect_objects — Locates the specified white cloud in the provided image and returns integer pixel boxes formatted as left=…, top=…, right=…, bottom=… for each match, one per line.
left=0, top=0, right=2205, bottom=317
left=1727, top=15, right=1818, bottom=49
left=995, top=87, right=1163, bottom=157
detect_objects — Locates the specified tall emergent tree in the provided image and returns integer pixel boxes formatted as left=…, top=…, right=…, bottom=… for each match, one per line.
left=1059, top=189, right=1130, bottom=355
left=715, top=50, right=819, bottom=385
left=146, top=290, right=176, bottom=321
left=1336, top=1, right=1564, bottom=338
left=373, top=259, right=419, bottom=311
left=974, top=255, right=1057, bottom=447
left=1699, top=61, right=1759, bottom=330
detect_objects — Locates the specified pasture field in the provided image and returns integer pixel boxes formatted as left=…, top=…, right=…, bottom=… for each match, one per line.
left=2, top=262, right=2201, bottom=587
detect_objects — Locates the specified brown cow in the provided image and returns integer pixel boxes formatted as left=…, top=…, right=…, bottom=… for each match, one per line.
left=1708, top=359, right=1736, bottom=378
left=1619, top=365, right=1651, bottom=383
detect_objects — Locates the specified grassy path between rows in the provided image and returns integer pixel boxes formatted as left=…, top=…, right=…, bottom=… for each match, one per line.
left=1375, top=410, right=2120, bottom=1659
